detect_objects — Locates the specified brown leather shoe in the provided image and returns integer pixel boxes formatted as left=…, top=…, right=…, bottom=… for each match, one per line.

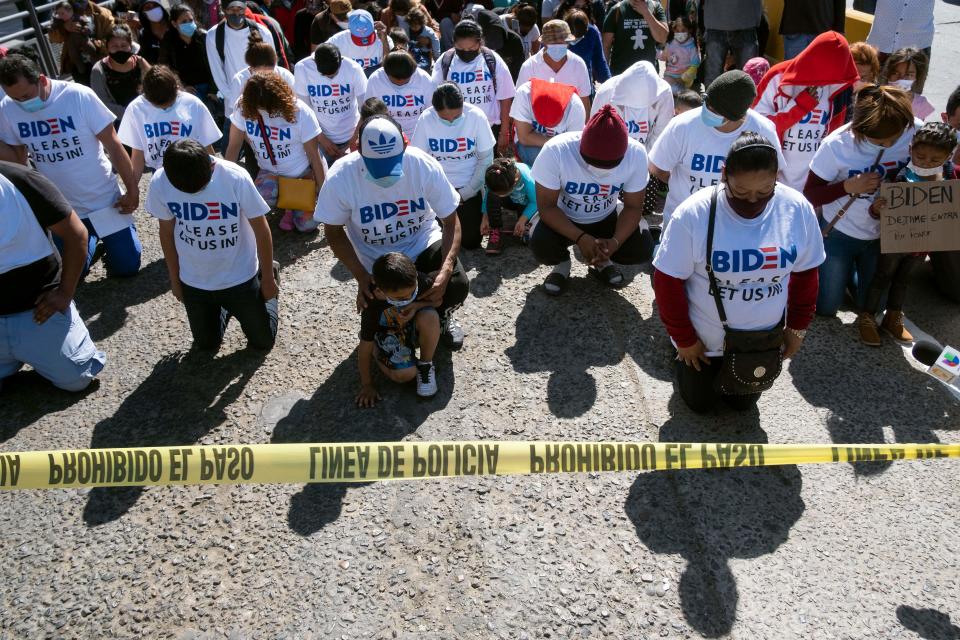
left=882, top=310, right=914, bottom=342
left=857, top=312, right=881, bottom=346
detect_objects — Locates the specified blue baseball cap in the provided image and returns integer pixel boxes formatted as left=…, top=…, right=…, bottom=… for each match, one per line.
left=348, top=9, right=375, bottom=45
left=360, top=118, right=404, bottom=179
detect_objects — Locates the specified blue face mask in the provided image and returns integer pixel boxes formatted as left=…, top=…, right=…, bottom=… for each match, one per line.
left=16, top=95, right=45, bottom=113
left=545, top=44, right=568, bottom=60
left=700, top=106, right=726, bottom=128
left=440, top=114, right=464, bottom=127
left=178, top=21, right=197, bottom=37
left=385, top=284, right=418, bottom=307
left=365, top=172, right=402, bottom=188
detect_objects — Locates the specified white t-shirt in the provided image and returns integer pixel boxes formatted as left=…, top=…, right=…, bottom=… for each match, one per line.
left=294, top=56, right=367, bottom=145
left=227, top=65, right=297, bottom=116
left=229, top=99, right=323, bottom=177
left=326, top=30, right=393, bottom=70
left=146, top=157, right=271, bottom=291
left=592, top=75, right=674, bottom=148
left=205, top=23, right=275, bottom=106
left=531, top=131, right=650, bottom=224
left=753, top=76, right=848, bottom=191
left=313, top=147, right=460, bottom=271
left=363, top=68, right=435, bottom=136
left=118, top=92, right=222, bottom=169
left=516, top=49, right=592, bottom=98
left=509, top=81, right=586, bottom=140
left=653, top=184, right=826, bottom=355
left=648, top=107, right=785, bottom=227
left=432, top=50, right=516, bottom=125
left=0, top=80, right=118, bottom=216
left=809, top=121, right=918, bottom=241
left=411, top=103, right=496, bottom=188
left=0, top=172, right=55, bottom=273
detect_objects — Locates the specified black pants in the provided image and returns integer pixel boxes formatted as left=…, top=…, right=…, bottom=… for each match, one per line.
left=929, top=251, right=960, bottom=303
left=530, top=211, right=654, bottom=266
left=675, top=357, right=761, bottom=414
left=456, top=193, right=485, bottom=250
left=863, top=252, right=924, bottom=314
left=181, top=275, right=279, bottom=351
left=414, top=239, right=470, bottom=317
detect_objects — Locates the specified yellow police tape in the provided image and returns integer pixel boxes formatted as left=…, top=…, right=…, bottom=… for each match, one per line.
left=0, top=441, right=958, bottom=490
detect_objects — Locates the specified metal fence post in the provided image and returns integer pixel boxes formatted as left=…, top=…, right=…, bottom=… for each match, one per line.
left=22, top=0, right=59, bottom=77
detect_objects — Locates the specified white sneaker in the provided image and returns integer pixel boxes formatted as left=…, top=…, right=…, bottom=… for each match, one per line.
left=416, top=361, right=437, bottom=398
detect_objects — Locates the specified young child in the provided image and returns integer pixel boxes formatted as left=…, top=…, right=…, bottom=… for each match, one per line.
left=356, top=252, right=441, bottom=405
left=860, top=123, right=959, bottom=345
left=882, top=47, right=934, bottom=120
left=673, top=89, right=703, bottom=115
left=481, top=158, right=538, bottom=254
left=850, top=41, right=880, bottom=94
left=408, top=7, right=438, bottom=72
left=389, top=27, right=409, bottom=50
left=52, top=1, right=98, bottom=86
left=661, top=15, right=700, bottom=94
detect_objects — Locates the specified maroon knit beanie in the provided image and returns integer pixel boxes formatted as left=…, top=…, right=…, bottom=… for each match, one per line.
left=579, top=104, right=628, bottom=168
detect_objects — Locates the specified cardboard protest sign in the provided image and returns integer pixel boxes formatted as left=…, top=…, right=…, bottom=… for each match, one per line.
left=880, top=179, right=960, bottom=253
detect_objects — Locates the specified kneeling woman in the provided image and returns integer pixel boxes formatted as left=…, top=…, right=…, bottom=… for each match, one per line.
left=226, top=73, right=327, bottom=233
left=653, top=133, right=826, bottom=413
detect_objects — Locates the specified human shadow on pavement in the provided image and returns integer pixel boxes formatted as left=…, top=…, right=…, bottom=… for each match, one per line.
left=272, top=224, right=326, bottom=270
left=789, top=314, right=959, bottom=477
left=82, top=349, right=265, bottom=526
left=74, top=259, right=169, bottom=342
left=459, top=246, right=539, bottom=299
left=270, top=348, right=454, bottom=536
left=625, top=395, right=804, bottom=637
left=0, top=373, right=99, bottom=443
left=897, top=606, right=960, bottom=640
left=505, top=284, right=670, bottom=418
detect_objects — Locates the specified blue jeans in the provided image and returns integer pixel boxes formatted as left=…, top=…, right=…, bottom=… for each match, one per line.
left=0, top=302, right=106, bottom=391
left=704, top=28, right=759, bottom=87
left=54, top=217, right=143, bottom=278
left=516, top=142, right=541, bottom=167
left=782, top=33, right=816, bottom=60
left=181, top=275, right=279, bottom=351
left=816, top=223, right=880, bottom=316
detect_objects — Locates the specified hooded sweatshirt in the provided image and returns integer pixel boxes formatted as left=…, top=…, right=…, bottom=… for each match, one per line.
left=753, top=31, right=859, bottom=190
left=592, top=60, right=673, bottom=148
left=476, top=9, right=524, bottom=81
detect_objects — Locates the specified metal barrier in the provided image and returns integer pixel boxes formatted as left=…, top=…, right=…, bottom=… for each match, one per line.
left=0, top=0, right=115, bottom=77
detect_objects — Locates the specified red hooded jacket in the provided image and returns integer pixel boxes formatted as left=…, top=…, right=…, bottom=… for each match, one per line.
left=752, top=31, right=860, bottom=142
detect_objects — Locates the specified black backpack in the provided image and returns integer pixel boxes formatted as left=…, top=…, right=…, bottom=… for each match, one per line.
left=438, top=47, right=499, bottom=95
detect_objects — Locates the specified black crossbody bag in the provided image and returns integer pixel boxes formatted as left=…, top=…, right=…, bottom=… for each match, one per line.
left=705, top=186, right=784, bottom=395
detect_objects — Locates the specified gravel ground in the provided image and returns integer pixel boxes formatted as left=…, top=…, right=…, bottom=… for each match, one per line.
left=2, top=7, right=960, bottom=638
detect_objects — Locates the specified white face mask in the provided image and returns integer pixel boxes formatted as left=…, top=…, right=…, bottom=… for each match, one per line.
left=674, top=32, right=689, bottom=43
left=908, top=161, right=943, bottom=177
left=892, top=78, right=914, bottom=91
left=144, top=6, right=164, bottom=22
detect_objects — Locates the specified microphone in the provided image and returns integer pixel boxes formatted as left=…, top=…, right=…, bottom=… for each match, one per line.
left=912, top=340, right=943, bottom=367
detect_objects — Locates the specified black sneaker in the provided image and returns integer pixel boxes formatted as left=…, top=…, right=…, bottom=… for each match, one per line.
left=442, top=317, right=465, bottom=350
left=416, top=361, right=437, bottom=397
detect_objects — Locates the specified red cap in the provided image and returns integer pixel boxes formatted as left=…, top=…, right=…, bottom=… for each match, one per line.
left=579, top=104, right=628, bottom=167
left=531, top=79, right=578, bottom=129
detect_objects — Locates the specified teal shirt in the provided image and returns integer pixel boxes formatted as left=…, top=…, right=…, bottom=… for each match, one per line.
left=482, top=162, right=538, bottom=219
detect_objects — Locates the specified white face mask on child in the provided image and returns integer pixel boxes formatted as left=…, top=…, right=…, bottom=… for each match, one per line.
left=892, top=78, right=914, bottom=91
left=674, top=32, right=690, bottom=43
left=907, top=161, right=943, bottom=177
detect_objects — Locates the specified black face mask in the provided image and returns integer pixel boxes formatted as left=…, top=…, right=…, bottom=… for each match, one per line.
left=725, top=187, right=775, bottom=218
left=455, top=48, right=480, bottom=63
left=109, top=50, right=133, bottom=64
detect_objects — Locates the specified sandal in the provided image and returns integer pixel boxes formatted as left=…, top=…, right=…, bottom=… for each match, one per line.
left=543, top=272, right=568, bottom=296
left=590, top=264, right=625, bottom=288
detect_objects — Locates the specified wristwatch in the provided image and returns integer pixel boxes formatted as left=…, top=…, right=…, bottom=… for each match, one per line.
left=786, top=328, right=807, bottom=340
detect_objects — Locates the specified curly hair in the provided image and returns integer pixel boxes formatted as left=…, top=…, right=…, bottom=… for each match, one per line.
left=240, top=72, right=298, bottom=123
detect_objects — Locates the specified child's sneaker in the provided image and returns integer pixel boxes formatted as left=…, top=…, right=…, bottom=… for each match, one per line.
left=857, top=312, right=881, bottom=346
left=293, top=210, right=319, bottom=233
left=278, top=210, right=295, bottom=232
left=881, top=310, right=913, bottom=342
left=416, top=361, right=437, bottom=397
left=486, top=228, right=502, bottom=255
